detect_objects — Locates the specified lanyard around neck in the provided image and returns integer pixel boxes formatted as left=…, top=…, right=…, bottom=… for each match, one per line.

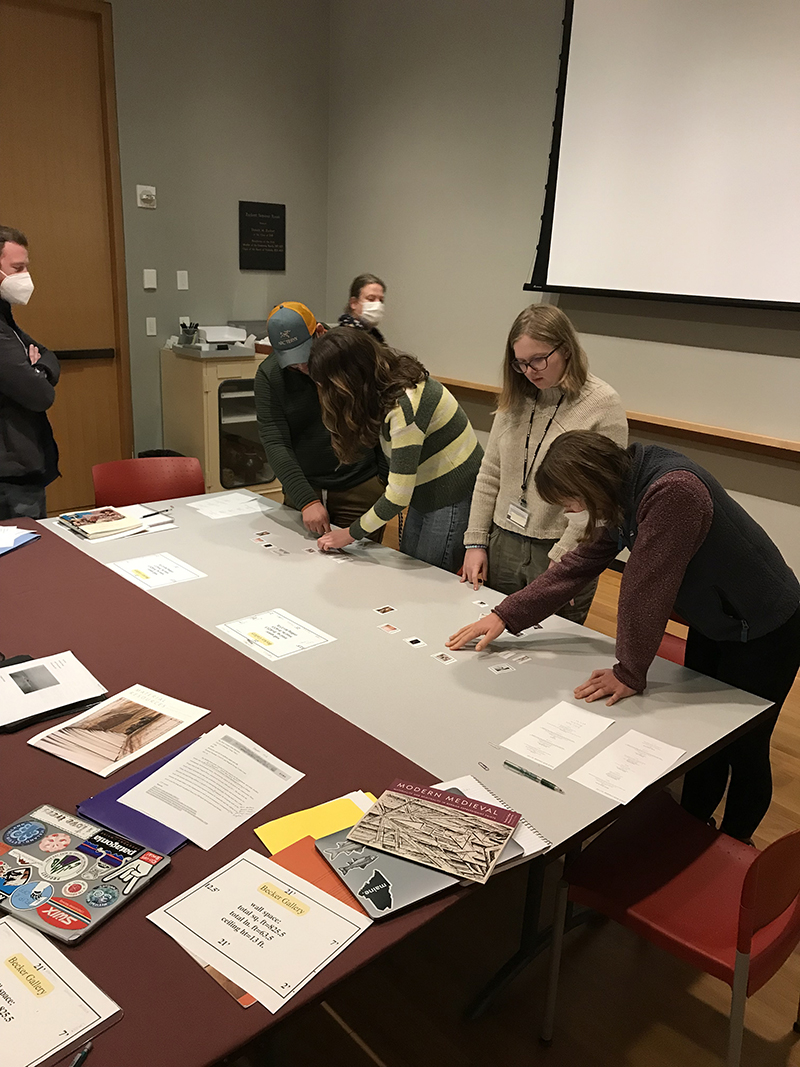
left=520, top=393, right=564, bottom=505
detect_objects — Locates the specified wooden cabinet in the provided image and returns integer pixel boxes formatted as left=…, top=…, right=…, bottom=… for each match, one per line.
left=160, top=348, right=282, bottom=499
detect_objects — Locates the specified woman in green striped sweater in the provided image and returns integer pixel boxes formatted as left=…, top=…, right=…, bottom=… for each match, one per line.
left=308, top=328, right=483, bottom=572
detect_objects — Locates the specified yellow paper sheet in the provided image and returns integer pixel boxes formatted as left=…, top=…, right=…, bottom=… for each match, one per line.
left=254, top=792, right=376, bottom=854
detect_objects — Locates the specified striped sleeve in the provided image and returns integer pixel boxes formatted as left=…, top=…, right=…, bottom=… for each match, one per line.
left=349, top=395, right=425, bottom=539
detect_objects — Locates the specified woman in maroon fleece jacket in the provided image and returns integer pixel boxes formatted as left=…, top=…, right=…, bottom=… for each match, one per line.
left=447, top=431, right=800, bottom=840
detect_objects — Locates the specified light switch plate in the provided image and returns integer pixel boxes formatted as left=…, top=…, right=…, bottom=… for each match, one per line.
left=136, top=185, right=157, bottom=209
left=146, top=317, right=157, bottom=336
left=176, top=270, right=189, bottom=290
left=143, top=269, right=157, bottom=290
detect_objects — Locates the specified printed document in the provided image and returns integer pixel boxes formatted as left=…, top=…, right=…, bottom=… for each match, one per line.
left=0, top=651, right=106, bottom=730
left=108, top=551, right=206, bottom=589
left=218, top=608, right=336, bottom=661
left=119, top=724, right=304, bottom=849
left=568, top=728, right=686, bottom=803
left=500, top=701, right=615, bottom=769
left=28, top=683, right=210, bottom=776
left=0, top=916, right=121, bottom=1067
left=148, top=849, right=371, bottom=1012
left=186, top=492, right=266, bottom=519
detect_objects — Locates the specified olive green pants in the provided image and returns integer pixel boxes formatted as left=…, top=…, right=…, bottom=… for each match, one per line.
left=486, top=524, right=598, bottom=625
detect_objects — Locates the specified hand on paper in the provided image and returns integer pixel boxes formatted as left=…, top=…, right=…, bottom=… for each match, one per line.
left=574, top=668, right=637, bottom=707
left=317, top=528, right=355, bottom=551
left=302, top=501, right=331, bottom=535
left=446, top=612, right=505, bottom=652
left=461, top=548, right=488, bottom=590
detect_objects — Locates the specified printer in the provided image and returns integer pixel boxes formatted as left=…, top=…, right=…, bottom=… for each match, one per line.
left=173, top=326, right=256, bottom=358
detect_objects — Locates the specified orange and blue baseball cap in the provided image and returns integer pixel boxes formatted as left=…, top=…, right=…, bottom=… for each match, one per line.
left=267, top=302, right=317, bottom=368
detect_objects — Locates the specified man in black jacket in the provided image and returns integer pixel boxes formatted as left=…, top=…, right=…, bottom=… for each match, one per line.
left=0, top=226, right=60, bottom=519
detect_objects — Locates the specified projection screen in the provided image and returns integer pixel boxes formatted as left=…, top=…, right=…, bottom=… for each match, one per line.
left=528, top=0, right=800, bottom=307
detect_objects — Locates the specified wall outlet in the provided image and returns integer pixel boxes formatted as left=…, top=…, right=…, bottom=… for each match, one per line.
left=143, top=268, right=157, bottom=290
left=146, top=317, right=157, bottom=336
left=136, top=185, right=157, bottom=209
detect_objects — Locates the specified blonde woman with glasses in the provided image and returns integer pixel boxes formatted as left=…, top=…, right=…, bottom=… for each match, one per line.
left=461, top=304, right=627, bottom=623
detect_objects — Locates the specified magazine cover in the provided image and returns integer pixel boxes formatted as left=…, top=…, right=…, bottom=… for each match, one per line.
left=346, top=780, right=521, bottom=884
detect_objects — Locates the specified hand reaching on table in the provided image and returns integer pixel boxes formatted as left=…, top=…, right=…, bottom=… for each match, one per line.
left=446, top=612, right=505, bottom=652
left=318, top=527, right=355, bottom=552
left=302, top=501, right=331, bottom=535
left=460, top=548, right=488, bottom=590
left=574, top=668, right=637, bottom=707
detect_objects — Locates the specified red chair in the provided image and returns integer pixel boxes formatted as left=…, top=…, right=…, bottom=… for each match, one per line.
left=92, top=457, right=205, bottom=507
left=542, top=792, right=800, bottom=1067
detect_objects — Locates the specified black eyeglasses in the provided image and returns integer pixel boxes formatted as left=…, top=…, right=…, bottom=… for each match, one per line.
left=510, top=344, right=561, bottom=374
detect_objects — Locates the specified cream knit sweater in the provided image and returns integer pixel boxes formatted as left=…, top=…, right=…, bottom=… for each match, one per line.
left=463, top=374, right=628, bottom=561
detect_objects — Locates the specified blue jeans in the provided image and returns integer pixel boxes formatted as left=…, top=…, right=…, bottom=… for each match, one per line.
left=400, top=496, right=471, bottom=573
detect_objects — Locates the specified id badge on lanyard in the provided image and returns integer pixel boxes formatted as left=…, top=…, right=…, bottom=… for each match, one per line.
left=506, top=501, right=530, bottom=529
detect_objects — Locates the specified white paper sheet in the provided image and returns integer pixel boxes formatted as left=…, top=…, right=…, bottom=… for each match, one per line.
left=568, top=728, right=686, bottom=804
left=107, top=551, right=206, bottom=589
left=0, top=651, right=106, bottom=730
left=435, top=775, right=550, bottom=858
left=0, top=917, right=121, bottom=1067
left=0, top=525, right=38, bottom=551
left=28, top=683, right=210, bottom=777
left=148, top=849, right=371, bottom=1012
left=186, top=492, right=266, bottom=519
left=119, top=724, right=304, bottom=849
left=500, top=701, right=615, bottom=770
left=218, top=608, right=336, bottom=661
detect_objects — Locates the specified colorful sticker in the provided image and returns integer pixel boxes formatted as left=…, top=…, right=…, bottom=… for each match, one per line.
left=85, top=884, right=119, bottom=908
left=40, top=852, right=88, bottom=883
left=37, top=897, right=91, bottom=932
left=39, top=833, right=72, bottom=853
left=0, top=868, right=31, bottom=894
left=10, top=881, right=54, bottom=910
left=11, top=851, right=42, bottom=869
left=60, top=880, right=89, bottom=898
left=29, top=806, right=97, bottom=839
left=3, top=821, right=46, bottom=847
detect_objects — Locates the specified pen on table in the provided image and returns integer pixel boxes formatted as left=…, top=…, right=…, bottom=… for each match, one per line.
left=69, top=1041, right=93, bottom=1067
left=503, top=760, right=565, bottom=794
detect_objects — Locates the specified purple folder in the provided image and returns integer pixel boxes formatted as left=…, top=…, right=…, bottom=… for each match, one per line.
left=77, top=745, right=191, bottom=854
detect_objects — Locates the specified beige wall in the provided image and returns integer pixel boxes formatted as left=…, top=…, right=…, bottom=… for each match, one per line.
left=325, top=0, right=800, bottom=570
left=110, top=0, right=330, bottom=450
left=325, top=0, right=564, bottom=374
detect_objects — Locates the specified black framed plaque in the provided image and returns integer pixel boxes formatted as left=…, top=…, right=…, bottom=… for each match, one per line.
left=239, top=201, right=286, bottom=271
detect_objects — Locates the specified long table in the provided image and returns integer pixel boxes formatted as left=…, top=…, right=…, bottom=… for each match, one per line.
left=11, top=495, right=772, bottom=1063
left=42, top=493, right=771, bottom=855
left=0, top=522, right=465, bottom=1067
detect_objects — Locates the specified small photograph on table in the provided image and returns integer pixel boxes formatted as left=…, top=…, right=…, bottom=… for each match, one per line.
left=9, top=665, right=59, bottom=695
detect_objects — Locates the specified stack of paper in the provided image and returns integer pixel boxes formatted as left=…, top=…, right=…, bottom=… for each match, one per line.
left=186, top=492, right=266, bottom=519
left=0, top=525, right=39, bottom=555
left=28, top=684, right=210, bottom=776
left=0, top=916, right=121, bottom=1066
left=118, top=724, right=304, bottom=849
left=0, top=651, right=106, bottom=733
left=149, top=849, right=371, bottom=1013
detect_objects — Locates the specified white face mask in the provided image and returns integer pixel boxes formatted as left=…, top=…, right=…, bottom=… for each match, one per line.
left=359, top=299, right=384, bottom=326
left=0, top=270, right=35, bottom=306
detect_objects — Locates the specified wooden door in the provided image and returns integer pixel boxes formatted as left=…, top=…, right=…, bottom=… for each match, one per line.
left=0, top=0, right=132, bottom=512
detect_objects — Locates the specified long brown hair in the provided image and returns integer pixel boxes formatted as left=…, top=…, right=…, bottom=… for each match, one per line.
left=498, top=304, right=588, bottom=411
left=308, top=327, right=428, bottom=464
left=535, top=431, right=632, bottom=541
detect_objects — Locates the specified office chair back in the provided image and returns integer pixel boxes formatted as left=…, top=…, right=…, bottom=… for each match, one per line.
left=92, top=457, right=205, bottom=507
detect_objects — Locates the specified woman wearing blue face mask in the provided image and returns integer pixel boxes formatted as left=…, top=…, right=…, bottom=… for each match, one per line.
left=0, top=225, right=61, bottom=519
left=338, top=273, right=387, bottom=343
